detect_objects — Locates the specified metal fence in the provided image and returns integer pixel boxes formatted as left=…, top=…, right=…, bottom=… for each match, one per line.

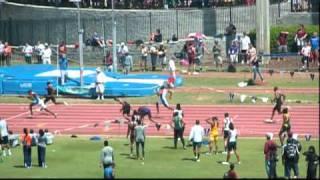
left=0, top=1, right=291, bottom=46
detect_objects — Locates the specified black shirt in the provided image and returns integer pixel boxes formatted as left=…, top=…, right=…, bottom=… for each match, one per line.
left=154, top=33, right=162, bottom=43
left=47, top=86, right=55, bottom=96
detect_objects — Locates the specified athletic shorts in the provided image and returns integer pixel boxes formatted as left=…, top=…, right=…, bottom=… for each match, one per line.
left=228, top=141, right=237, bottom=151
left=123, top=108, right=130, bottom=116
left=209, top=134, right=218, bottom=142
left=0, top=136, right=9, bottom=145
left=130, top=134, right=135, bottom=144
left=193, top=142, right=202, bottom=150
left=159, top=94, right=169, bottom=108
left=279, top=125, right=291, bottom=136
left=273, top=104, right=282, bottom=114
left=31, top=99, right=46, bottom=109
left=96, top=83, right=105, bottom=93
left=224, top=130, right=229, bottom=139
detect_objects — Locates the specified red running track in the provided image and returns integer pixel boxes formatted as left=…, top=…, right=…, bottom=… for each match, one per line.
left=0, top=104, right=318, bottom=137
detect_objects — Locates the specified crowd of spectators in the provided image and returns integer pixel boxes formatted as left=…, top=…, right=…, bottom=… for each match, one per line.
left=7, top=0, right=292, bottom=9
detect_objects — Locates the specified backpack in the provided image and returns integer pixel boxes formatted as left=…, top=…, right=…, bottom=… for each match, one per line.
left=285, top=142, right=298, bottom=160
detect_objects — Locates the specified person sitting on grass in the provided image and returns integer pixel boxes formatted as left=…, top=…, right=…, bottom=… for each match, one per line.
left=223, top=123, right=240, bottom=165
left=205, top=116, right=219, bottom=155
left=28, top=90, right=57, bottom=119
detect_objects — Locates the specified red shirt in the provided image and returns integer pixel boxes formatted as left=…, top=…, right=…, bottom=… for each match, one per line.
left=264, top=140, right=277, bottom=160
left=296, top=29, right=306, bottom=39
left=227, top=170, right=238, bottom=179
left=278, top=35, right=287, bottom=45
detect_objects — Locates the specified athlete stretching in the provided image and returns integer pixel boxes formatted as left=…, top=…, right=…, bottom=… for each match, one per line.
left=28, top=90, right=57, bottom=118
left=269, top=86, right=286, bottom=123
left=205, top=116, right=219, bottom=155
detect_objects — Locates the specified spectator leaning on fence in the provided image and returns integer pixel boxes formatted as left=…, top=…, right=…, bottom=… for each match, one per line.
left=4, top=42, right=12, bottom=66
left=42, top=43, right=52, bottom=65
left=23, top=43, right=33, bottom=64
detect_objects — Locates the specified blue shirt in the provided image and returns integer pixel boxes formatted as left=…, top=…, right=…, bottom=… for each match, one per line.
left=59, top=57, right=68, bottom=70
left=228, top=45, right=239, bottom=55
left=310, top=36, right=319, bottom=50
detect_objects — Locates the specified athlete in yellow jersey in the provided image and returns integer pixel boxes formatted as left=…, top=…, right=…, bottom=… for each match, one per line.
left=205, top=116, right=219, bottom=155
left=279, top=107, right=291, bottom=146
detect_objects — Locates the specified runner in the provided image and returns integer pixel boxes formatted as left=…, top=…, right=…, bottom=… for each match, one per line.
left=137, top=106, right=161, bottom=131
left=28, top=90, right=57, bottom=118
left=127, top=110, right=139, bottom=157
left=114, top=97, right=131, bottom=121
left=223, top=113, right=233, bottom=154
left=279, top=107, right=291, bottom=146
left=267, top=86, right=286, bottom=123
left=156, top=81, right=174, bottom=114
left=205, top=116, right=219, bottom=155
left=43, top=82, right=68, bottom=106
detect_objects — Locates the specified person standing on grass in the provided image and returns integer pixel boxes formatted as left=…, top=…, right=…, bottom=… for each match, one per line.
left=137, top=106, right=161, bottom=131
left=44, top=82, right=68, bottom=106
left=205, top=116, right=219, bottom=155
left=135, top=120, right=146, bottom=161
left=172, top=112, right=186, bottom=149
left=123, top=52, right=133, bottom=75
left=127, top=110, right=139, bottom=157
left=264, top=133, right=279, bottom=179
left=173, top=103, right=185, bottom=135
left=189, top=120, right=204, bottom=162
left=223, top=123, right=240, bottom=165
left=279, top=107, right=291, bottom=146
left=268, top=86, right=286, bottom=123
left=300, top=42, right=311, bottom=71
left=35, top=41, right=45, bottom=64
left=0, top=118, right=12, bottom=157
left=100, top=140, right=115, bottom=179
left=303, top=145, right=319, bottom=179
left=23, top=43, right=33, bottom=64
left=37, top=129, right=48, bottom=168
left=21, top=128, right=32, bottom=168
left=28, top=90, right=57, bottom=118
left=168, top=57, right=177, bottom=80
left=240, top=32, right=251, bottom=64
left=223, top=113, right=233, bottom=154
left=282, top=132, right=301, bottom=179
left=42, top=43, right=52, bottom=64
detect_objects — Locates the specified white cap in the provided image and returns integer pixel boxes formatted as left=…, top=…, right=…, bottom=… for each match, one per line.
left=266, top=132, right=273, bottom=140
left=120, top=42, right=125, bottom=46
left=44, top=43, right=48, bottom=46
left=96, top=67, right=101, bottom=72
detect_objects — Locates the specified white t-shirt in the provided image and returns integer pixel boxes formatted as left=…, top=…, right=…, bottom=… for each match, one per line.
left=0, top=43, right=4, bottom=53
left=224, top=117, right=233, bottom=131
left=36, top=44, right=45, bottom=56
left=23, top=45, right=33, bottom=56
left=96, top=72, right=107, bottom=84
left=0, top=119, right=8, bottom=137
left=173, top=109, right=183, bottom=119
left=168, top=59, right=176, bottom=72
left=189, top=125, right=204, bottom=143
left=241, top=36, right=251, bottom=50
left=101, top=146, right=114, bottom=165
left=301, top=46, right=311, bottom=57
left=42, top=48, right=52, bottom=59
left=229, top=129, right=238, bottom=142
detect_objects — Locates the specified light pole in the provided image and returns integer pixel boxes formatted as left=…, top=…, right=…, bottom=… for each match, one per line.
left=70, top=0, right=84, bottom=86
left=112, top=0, right=117, bottom=73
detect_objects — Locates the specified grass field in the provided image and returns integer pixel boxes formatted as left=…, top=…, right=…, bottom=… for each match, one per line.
left=0, top=137, right=318, bottom=178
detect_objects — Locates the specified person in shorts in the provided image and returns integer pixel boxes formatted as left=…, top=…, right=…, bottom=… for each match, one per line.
left=156, top=81, right=174, bottom=113
left=187, top=42, right=196, bottom=74
left=28, top=90, right=57, bottom=118
left=212, top=40, right=223, bottom=71
left=223, top=123, right=240, bottom=165
left=223, top=113, right=233, bottom=154
left=0, top=118, right=12, bottom=157
left=127, top=110, right=139, bottom=157
left=279, top=107, right=291, bottom=146
left=269, top=86, right=286, bottom=122
left=43, top=82, right=68, bottom=106
left=205, top=116, right=219, bottom=155
left=137, top=106, right=161, bottom=131
left=189, top=120, right=204, bottom=162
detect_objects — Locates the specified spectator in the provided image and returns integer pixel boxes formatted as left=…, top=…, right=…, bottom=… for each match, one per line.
left=300, top=42, right=311, bottom=71
left=205, top=116, right=219, bottom=155
left=0, top=118, right=12, bottom=157
left=123, top=52, right=133, bottom=75
left=59, top=54, right=68, bottom=85
left=228, top=41, right=239, bottom=64
left=292, top=0, right=302, bottom=12
left=29, top=129, right=38, bottom=147
left=212, top=40, right=223, bottom=71
left=282, top=132, right=302, bottom=179
left=117, top=42, right=129, bottom=69
left=58, top=41, right=67, bottom=57
left=264, top=133, right=278, bottom=179
left=233, top=35, right=242, bottom=63
left=149, top=45, right=158, bottom=71
left=23, top=43, right=33, bottom=64
left=277, top=31, right=289, bottom=60
left=95, top=67, right=106, bottom=100
left=224, top=21, right=237, bottom=53
left=37, top=129, right=47, bottom=168
left=92, top=32, right=105, bottom=48
left=134, top=119, right=146, bottom=161
left=187, top=42, right=196, bottom=74
left=42, top=43, right=52, bottom=64
left=223, top=123, right=241, bottom=165
left=173, top=103, right=185, bottom=136
left=3, top=42, right=12, bottom=66
left=100, top=140, right=115, bottom=179
left=240, top=32, right=251, bottom=64
left=310, top=32, right=319, bottom=66
left=140, top=44, right=149, bottom=71
left=104, top=51, right=113, bottom=72
left=0, top=41, right=4, bottom=66
left=154, top=29, right=162, bottom=43
left=294, top=24, right=307, bottom=52
left=223, top=113, right=233, bottom=154
left=303, top=145, right=319, bottom=179
left=44, top=129, right=54, bottom=145
left=195, top=38, right=206, bottom=71
left=21, top=128, right=32, bottom=168
left=223, top=163, right=238, bottom=179
left=172, top=112, right=186, bottom=149
left=35, top=41, right=45, bottom=64
left=168, top=56, right=176, bottom=79
left=188, top=120, right=204, bottom=162
left=171, top=34, right=178, bottom=41
left=158, top=44, right=167, bottom=71
left=248, top=44, right=264, bottom=82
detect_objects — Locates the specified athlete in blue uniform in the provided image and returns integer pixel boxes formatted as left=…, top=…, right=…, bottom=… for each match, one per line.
left=28, top=90, right=57, bottom=118
left=137, top=106, right=161, bottom=130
